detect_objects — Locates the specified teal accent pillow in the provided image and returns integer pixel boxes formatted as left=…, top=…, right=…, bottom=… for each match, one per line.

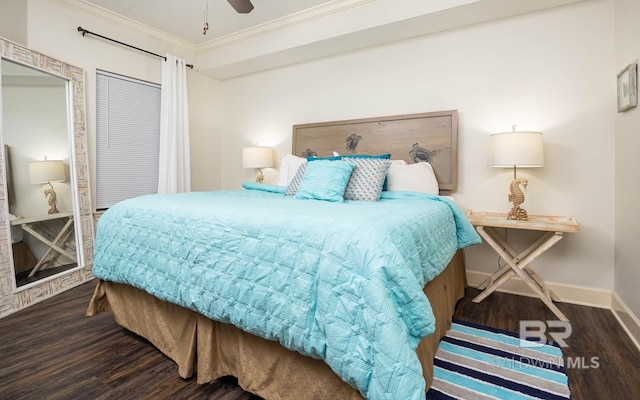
left=306, top=155, right=342, bottom=162
left=307, top=153, right=390, bottom=161
left=347, top=153, right=391, bottom=160
left=295, top=160, right=355, bottom=202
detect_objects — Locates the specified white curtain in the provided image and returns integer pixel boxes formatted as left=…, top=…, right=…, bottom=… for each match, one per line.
left=158, top=54, right=191, bottom=194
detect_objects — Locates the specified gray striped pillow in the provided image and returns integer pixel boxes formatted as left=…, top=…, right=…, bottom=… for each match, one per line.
left=285, top=163, right=307, bottom=196
left=343, top=158, right=391, bottom=201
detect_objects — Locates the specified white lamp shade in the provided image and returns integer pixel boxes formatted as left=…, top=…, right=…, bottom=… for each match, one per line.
left=488, top=131, right=544, bottom=168
left=242, top=147, right=274, bottom=169
left=29, top=160, right=66, bottom=184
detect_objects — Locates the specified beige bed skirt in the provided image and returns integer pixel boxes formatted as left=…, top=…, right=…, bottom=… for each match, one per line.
left=87, top=250, right=467, bottom=399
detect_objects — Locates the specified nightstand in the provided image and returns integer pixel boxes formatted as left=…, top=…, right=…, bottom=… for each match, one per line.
left=466, top=211, right=579, bottom=321
left=11, top=212, right=77, bottom=277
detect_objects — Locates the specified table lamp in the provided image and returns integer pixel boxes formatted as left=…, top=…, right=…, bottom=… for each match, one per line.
left=29, top=157, right=66, bottom=214
left=242, top=147, right=273, bottom=183
left=488, top=126, right=544, bottom=221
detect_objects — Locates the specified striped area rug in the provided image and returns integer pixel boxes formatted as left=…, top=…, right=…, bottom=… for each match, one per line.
left=427, top=319, right=571, bottom=400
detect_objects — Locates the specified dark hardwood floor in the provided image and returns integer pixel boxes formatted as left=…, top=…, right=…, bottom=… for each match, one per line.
left=0, top=282, right=260, bottom=400
left=15, top=263, right=78, bottom=287
left=454, top=289, right=640, bottom=400
left=0, top=282, right=638, bottom=400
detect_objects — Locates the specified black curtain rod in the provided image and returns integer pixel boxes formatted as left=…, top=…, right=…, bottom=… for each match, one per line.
left=77, top=27, right=194, bottom=69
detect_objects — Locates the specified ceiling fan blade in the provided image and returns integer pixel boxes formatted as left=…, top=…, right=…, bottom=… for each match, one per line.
left=227, top=0, right=254, bottom=14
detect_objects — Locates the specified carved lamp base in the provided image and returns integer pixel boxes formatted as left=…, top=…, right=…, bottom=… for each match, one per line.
left=506, top=177, right=529, bottom=221
left=255, top=168, right=264, bottom=183
left=44, top=183, right=60, bottom=214
left=507, top=206, right=528, bottom=220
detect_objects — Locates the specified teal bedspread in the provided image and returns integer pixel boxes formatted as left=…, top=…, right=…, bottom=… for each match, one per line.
left=93, top=184, right=480, bottom=400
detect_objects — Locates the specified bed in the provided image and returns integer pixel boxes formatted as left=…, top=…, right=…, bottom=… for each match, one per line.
left=87, top=110, right=481, bottom=400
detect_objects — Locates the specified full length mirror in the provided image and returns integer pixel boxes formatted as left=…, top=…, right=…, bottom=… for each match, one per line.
left=1, top=58, right=77, bottom=287
left=0, top=37, right=94, bottom=318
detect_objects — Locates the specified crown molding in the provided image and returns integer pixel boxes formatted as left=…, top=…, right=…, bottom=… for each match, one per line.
left=51, top=0, right=196, bottom=51
left=196, top=0, right=376, bottom=53
left=52, top=0, right=376, bottom=54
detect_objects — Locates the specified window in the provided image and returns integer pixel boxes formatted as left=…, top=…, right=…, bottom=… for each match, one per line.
left=95, top=70, right=160, bottom=209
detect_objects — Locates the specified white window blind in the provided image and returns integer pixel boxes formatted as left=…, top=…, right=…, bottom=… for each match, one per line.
left=96, top=70, right=161, bottom=209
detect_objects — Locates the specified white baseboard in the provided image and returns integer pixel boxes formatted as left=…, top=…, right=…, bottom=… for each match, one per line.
left=466, top=270, right=640, bottom=352
left=466, top=270, right=611, bottom=309
left=611, top=292, right=640, bottom=352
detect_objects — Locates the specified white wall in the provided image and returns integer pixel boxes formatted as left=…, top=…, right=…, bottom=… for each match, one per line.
left=188, top=71, right=222, bottom=191
left=220, top=1, right=616, bottom=297
left=614, top=0, right=640, bottom=334
left=0, top=0, right=27, bottom=45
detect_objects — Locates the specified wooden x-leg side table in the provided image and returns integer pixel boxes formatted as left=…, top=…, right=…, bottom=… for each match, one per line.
left=11, top=212, right=77, bottom=277
left=466, top=211, right=579, bottom=322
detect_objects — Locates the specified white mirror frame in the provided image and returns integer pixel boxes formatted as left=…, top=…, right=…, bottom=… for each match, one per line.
left=0, top=37, right=94, bottom=318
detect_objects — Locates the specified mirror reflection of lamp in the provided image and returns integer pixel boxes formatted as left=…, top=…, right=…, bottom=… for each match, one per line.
left=28, top=157, right=66, bottom=214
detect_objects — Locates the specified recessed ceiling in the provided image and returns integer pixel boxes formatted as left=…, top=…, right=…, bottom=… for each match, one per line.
left=74, top=0, right=585, bottom=80
left=83, top=0, right=333, bottom=45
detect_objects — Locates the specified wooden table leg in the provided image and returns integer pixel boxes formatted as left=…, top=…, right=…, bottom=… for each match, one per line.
left=28, top=227, right=76, bottom=277
left=475, top=227, right=516, bottom=290
left=472, top=225, right=569, bottom=321
left=25, top=217, right=77, bottom=277
left=484, top=227, right=562, bottom=302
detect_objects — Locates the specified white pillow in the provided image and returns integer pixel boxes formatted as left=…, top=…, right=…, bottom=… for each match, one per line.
left=386, top=162, right=439, bottom=195
left=277, top=154, right=307, bottom=186
left=390, top=159, right=407, bottom=166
